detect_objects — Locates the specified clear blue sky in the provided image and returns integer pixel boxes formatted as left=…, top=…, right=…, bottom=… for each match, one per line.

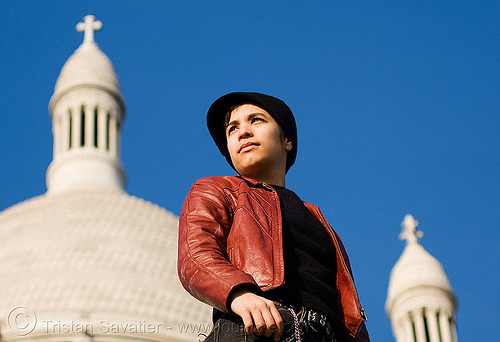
left=1, top=1, right=498, bottom=341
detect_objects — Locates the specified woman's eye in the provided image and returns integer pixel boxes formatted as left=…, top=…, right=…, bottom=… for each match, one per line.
left=227, top=125, right=237, bottom=135
left=251, top=117, right=263, bottom=123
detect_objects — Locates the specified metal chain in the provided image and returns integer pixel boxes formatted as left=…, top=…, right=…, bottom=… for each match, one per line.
left=288, top=307, right=302, bottom=342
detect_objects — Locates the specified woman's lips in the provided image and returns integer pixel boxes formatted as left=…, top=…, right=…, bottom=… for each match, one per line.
left=239, top=142, right=258, bottom=153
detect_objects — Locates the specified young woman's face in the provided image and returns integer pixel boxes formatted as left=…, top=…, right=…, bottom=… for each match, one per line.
left=226, top=104, right=292, bottom=183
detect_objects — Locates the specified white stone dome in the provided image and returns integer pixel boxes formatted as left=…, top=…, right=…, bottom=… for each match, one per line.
left=386, top=215, right=456, bottom=317
left=50, top=42, right=121, bottom=108
left=387, top=242, right=453, bottom=305
left=385, top=215, right=458, bottom=342
left=0, top=190, right=212, bottom=341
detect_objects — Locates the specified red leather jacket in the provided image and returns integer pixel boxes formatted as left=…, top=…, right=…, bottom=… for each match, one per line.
left=178, top=175, right=369, bottom=341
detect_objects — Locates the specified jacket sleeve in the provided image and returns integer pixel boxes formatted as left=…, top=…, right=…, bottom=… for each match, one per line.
left=334, top=231, right=371, bottom=342
left=177, top=177, right=261, bottom=313
left=333, top=229, right=370, bottom=342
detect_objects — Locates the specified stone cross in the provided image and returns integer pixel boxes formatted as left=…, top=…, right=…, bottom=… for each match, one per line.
left=76, top=15, right=102, bottom=44
left=399, top=214, right=423, bottom=244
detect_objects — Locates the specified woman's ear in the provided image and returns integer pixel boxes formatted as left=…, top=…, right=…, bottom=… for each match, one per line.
left=285, top=139, right=293, bottom=152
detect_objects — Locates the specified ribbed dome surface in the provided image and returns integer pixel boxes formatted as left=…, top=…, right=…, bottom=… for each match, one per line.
left=387, top=242, right=452, bottom=304
left=0, top=190, right=211, bottom=340
left=52, top=42, right=120, bottom=104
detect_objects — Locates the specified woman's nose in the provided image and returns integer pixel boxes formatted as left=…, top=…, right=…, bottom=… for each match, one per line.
left=238, top=124, right=252, bottom=139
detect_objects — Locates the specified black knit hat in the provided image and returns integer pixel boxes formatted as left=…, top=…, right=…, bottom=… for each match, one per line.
left=207, top=92, right=297, bottom=171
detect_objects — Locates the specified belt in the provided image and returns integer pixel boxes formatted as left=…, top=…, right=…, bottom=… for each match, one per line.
left=299, top=308, right=336, bottom=342
left=274, top=302, right=337, bottom=342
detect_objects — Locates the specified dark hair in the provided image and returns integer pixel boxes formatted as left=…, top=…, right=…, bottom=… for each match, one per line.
left=223, top=104, right=241, bottom=129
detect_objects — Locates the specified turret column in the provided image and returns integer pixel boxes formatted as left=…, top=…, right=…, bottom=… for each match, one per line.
left=53, top=115, right=61, bottom=157
left=426, top=309, right=441, bottom=342
left=85, top=105, right=94, bottom=147
left=451, top=319, right=458, bottom=342
left=61, top=111, right=70, bottom=153
left=439, top=312, right=453, bottom=342
left=71, top=107, right=80, bottom=148
left=109, top=110, right=117, bottom=156
left=401, top=316, right=414, bottom=342
left=98, top=107, right=107, bottom=150
left=413, top=309, right=426, bottom=342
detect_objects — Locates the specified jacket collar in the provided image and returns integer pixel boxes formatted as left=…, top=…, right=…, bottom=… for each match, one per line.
left=237, top=174, right=261, bottom=186
left=237, top=174, right=279, bottom=190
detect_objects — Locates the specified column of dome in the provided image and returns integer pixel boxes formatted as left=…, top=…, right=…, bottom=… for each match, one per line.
left=46, top=15, right=125, bottom=194
left=386, top=215, right=458, bottom=342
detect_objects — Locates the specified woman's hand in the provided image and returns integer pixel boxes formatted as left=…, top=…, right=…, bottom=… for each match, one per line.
left=229, top=289, right=283, bottom=341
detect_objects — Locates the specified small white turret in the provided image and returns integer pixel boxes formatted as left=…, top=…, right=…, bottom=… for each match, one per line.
left=47, top=15, right=126, bottom=193
left=386, top=215, right=458, bottom=342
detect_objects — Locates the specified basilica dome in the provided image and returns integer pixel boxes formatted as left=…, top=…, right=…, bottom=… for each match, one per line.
left=0, top=190, right=211, bottom=341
